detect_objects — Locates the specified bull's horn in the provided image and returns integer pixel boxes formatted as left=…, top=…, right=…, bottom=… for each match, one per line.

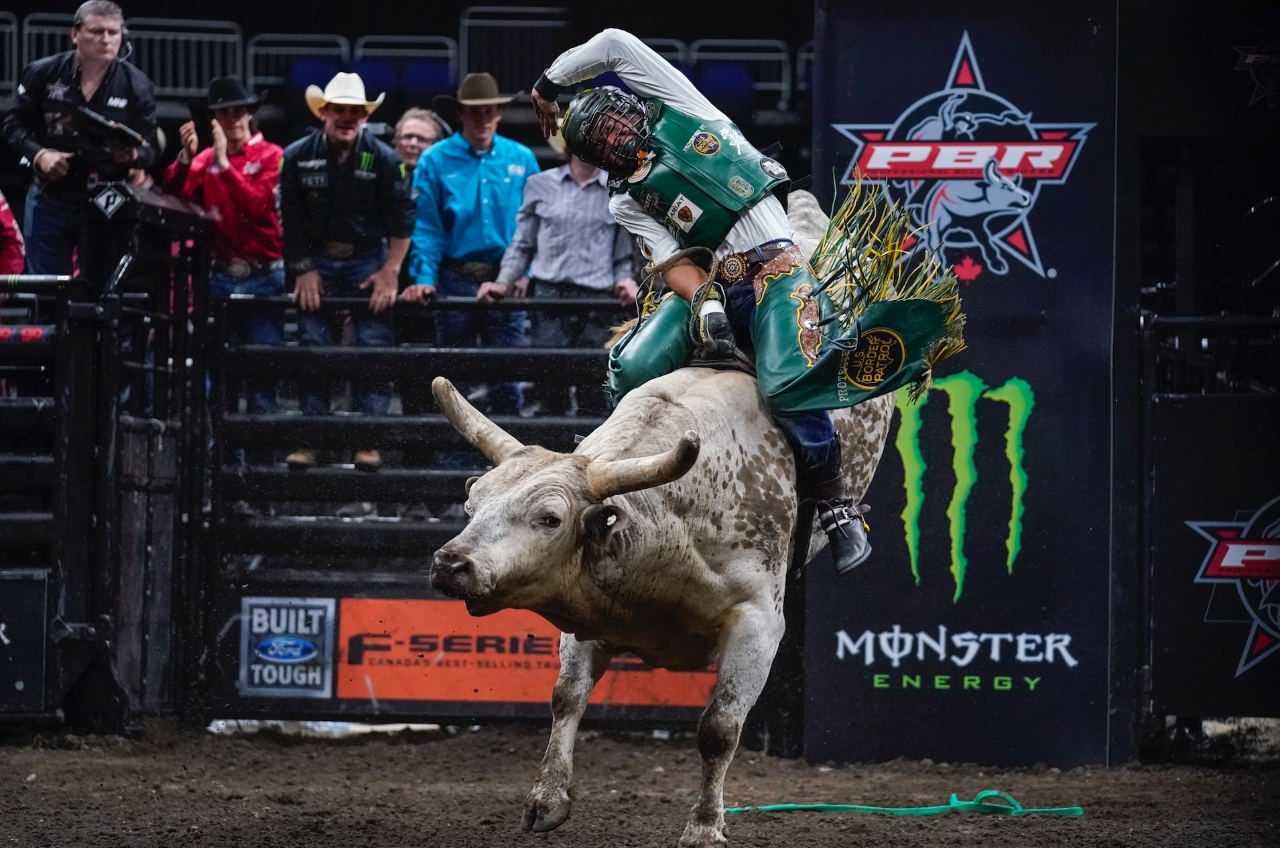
left=586, top=431, right=700, bottom=500
left=432, top=377, right=524, bottom=465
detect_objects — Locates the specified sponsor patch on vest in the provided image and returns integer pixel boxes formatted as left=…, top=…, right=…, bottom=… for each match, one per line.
left=842, top=328, right=906, bottom=389
left=354, top=169, right=377, bottom=180
left=106, top=96, right=128, bottom=109
left=300, top=172, right=328, bottom=189
left=728, top=176, right=754, bottom=198
left=297, top=158, right=327, bottom=169
left=628, top=157, right=653, bottom=183
left=666, top=194, right=704, bottom=232
left=690, top=131, right=721, bottom=156
left=759, top=157, right=788, bottom=180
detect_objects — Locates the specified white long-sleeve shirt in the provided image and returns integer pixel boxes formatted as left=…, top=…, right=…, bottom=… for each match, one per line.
left=545, top=28, right=793, bottom=266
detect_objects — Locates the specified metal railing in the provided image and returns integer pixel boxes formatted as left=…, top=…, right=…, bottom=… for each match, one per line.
left=123, top=18, right=242, bottom=99
left=690, top=39, right=793, bottom=111
left=21, top=12, right=73, bottom=67
left=1141, top=314, right=1280, bottom=395
left=354, top=34, right=458, bottom=90
left=246, top=33, right=350, bottom=92
left=458, top=6, right=569, bottom=95
left=0, top=12, right=17, bottom=99
left=796, top=40, right=814, bottom=94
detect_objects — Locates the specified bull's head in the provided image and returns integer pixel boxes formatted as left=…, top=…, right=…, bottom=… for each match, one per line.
left=428, top=378, right=700, bottom=615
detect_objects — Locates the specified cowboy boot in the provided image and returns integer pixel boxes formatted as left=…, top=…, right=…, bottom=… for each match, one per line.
left=816, top=498, right=872, bottom=575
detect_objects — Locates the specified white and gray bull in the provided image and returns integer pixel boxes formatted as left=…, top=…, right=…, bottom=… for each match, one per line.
left=428, top=194, right=896, bottom=848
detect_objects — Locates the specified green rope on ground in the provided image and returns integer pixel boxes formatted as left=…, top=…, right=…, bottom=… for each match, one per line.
left=725, top=789, right=1083, bottom=817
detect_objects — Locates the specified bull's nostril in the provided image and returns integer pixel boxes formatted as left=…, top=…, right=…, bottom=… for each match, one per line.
left=448, top=561, right=470, bottom=574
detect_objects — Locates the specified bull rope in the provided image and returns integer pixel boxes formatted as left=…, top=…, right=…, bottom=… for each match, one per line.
left=724, top=789, right=1083, bottom=817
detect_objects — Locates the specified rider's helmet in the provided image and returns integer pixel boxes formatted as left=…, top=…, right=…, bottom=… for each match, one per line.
left=559, top=86, right=651, bottom=177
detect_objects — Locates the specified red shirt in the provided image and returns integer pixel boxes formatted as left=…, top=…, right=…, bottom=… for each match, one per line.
left=163, top=133, right=283, bottom=264
left=0, top=190, right=25, bottom=274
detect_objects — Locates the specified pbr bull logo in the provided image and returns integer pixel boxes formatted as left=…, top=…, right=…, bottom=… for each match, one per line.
left=833, top=33, right=1094, bottom=278
left=1187, top=494, right=1280, bottom=677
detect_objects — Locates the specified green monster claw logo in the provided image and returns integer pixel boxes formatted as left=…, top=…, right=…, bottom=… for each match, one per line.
left=893, top=371, right=1034, bottom=602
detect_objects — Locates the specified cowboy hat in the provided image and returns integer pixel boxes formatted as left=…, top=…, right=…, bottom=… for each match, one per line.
left=207, top=76, right=261, bottom=111
left=305, top=72, right=386, bottom=119
left=432, top=72, right=518, bottom=114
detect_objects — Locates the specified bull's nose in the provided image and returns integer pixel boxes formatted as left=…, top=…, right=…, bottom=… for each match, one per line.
left=433, top=548, right=472, bottom=576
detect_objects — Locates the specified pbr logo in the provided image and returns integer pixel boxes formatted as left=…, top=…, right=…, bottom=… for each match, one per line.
left=833, top=32, right=1094, bottom=278
left=239, top=597, right=336, bottom=698
left=893, top=371, right=1035, bottom=602
left=1187, top=494, right=1280, bottom=676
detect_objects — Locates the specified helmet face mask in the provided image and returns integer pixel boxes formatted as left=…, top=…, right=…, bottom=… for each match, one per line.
left=561, top=87, right=651, bottom=176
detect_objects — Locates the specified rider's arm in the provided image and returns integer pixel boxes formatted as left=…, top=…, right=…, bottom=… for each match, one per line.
left=609, top=194, right=704, bottom=300
left=539, top=29, right=727, bottom=123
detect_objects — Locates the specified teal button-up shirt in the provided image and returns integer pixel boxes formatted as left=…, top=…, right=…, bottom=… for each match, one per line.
left=409, top=132, right=540, bottom=288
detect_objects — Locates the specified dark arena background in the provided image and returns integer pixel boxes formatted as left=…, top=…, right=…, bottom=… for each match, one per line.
left=1, top=1, right=1278, bottom=846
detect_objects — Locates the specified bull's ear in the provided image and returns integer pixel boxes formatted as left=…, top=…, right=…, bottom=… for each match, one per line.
left=580, top=504, right=629, bottom=546
left=464, top=476, right=481, bottom=496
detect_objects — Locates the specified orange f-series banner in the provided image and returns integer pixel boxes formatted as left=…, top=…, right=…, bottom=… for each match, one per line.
left=337, top=599, right=717, bottom=706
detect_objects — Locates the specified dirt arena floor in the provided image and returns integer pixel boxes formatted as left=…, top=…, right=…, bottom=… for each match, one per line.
left=2, top=720, right=1277, bottom=848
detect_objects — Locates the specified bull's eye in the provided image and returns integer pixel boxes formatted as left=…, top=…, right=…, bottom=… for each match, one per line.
left=536, top=515, right=561, bottom=529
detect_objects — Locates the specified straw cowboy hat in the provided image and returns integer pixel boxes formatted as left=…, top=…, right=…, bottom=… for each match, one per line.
left=305, top=72, right=386, bottom=119
left=432, top=72, right=518, bottom=115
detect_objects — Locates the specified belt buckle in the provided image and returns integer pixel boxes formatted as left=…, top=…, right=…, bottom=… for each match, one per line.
left=719, top=252, right=750, bottom=284
left=326, top=242, right=354, bottom=259
left=227, top=258, right=251, bottom=279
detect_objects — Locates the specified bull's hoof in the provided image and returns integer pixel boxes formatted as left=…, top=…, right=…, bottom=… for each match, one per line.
left=522, top=787, right=571, bottom=833
left=677, top=822, right=727, bottom=847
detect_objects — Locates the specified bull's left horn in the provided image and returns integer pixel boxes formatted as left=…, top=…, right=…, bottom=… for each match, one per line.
left=586, top=431, right=700, bottom=500
left=432, top=377, right=524, bottom=465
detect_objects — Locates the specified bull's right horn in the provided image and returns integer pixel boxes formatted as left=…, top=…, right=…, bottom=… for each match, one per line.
left=432, top=377, right=524, bottom=465
left=586, top=431, right=701, bottom=500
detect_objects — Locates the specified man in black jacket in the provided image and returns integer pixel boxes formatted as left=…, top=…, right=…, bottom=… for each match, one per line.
left=278, top=72, right=415, bottom=472
left=2, top=1, right=157, bottom=275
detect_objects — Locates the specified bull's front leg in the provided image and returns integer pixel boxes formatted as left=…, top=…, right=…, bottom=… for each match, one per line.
left=680, top=603, right=785, bottom=848
left=522, top=633, right=609, bottom=833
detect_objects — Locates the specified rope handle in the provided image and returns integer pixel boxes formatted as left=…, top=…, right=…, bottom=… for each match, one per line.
left=724, top=790, right=1083, bottom=817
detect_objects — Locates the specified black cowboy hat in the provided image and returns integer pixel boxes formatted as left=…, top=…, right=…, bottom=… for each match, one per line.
left=207, top=76, right=261, bottom=111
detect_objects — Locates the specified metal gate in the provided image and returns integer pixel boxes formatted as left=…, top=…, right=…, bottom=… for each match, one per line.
left=0, top=184, right=210, bottom=733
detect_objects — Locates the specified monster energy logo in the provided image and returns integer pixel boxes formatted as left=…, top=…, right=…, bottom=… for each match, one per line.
left=894, top=371, right=1034, bottom=602
left=360, top=151, right=375, bottom=171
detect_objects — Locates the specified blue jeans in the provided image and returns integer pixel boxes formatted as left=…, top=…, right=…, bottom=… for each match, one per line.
left=434, top=268, right=527, bottom=415
left=725, top=282, right=840, bottom=488
left=296, top=249, right=394, bottom=416
left=23, top=186, right=78, bottom=275
left=528, top=280, right=615, bottom=415
left=211, top=269, right=286, bottom=414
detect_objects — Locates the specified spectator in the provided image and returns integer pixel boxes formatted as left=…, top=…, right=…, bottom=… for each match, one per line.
left=392, top=108, right=447, bottom=178
left=278, top=72, right=414, bottom=472
left=161, top=76, right=284, bottom=418
left=486, top=134, right=637, bottom=416
left=392, top=108, right=449, bottom=488
left=404, top=73, right=538, bottom=416
left=0, top=189, right=26, bottom=275
left=3, top=1, right=157, bottom=276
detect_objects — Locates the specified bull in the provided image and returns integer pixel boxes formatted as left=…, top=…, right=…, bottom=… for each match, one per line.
left=429, top=195, right=896, bottom=848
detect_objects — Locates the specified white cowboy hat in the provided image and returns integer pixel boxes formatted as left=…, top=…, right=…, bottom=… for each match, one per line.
left=305, top=72, right=386, bottom=119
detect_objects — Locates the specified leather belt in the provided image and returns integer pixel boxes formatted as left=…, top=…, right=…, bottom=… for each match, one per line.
left=714, top=239, right=797, bottom=287
left=323, top=241, right=355, bottom=258
left=214, top=257, right=283, bottom=280
left=443, top=258, right=501, bottom=284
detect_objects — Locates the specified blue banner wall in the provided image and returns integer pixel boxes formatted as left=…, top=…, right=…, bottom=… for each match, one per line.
left=806, top=1, right=1118, bottom=766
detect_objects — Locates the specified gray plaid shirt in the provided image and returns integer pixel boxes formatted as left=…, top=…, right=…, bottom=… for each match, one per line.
left=496, top=164, right=635, bottom=291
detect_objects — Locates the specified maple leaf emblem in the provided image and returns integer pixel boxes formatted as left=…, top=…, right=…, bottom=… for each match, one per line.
left=953, top=256, right=984, bottom=282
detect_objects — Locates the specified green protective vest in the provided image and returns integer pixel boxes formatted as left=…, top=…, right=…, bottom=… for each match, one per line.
left=609, top=99, right=789, bottom=250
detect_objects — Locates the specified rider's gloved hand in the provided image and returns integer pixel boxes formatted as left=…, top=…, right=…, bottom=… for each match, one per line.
left=694, top=308, right=736, bottom=358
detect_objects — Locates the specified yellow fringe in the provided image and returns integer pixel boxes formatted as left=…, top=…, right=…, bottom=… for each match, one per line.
left=810, top=171, right=967, bottom=401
